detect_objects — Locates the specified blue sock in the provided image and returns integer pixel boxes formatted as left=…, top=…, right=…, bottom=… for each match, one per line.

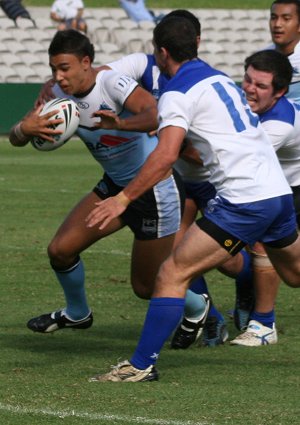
left=235, top=250, right=253, bottom=292
left=130, top=297, right=185, bottom=370
left=250, top=310, right=275, bottom=329
left=184, top=290, right=207, bottom=319
left=53, top=258, right=90, bottom=320
left=208, top=304, right=224, bottom=321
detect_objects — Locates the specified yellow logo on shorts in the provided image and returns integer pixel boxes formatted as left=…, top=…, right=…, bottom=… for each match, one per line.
left=224, top=239, right=233, bottom=247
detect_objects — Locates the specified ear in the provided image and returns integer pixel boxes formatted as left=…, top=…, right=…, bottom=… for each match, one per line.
left=82, top=55, right=91, bottom=70
left=160, top=47, right=169, bottom=61
left=274, top=88, right=287, bottom=100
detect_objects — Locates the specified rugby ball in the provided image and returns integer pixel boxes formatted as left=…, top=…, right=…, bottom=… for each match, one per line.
left=31, top=98, right=80, bottom=151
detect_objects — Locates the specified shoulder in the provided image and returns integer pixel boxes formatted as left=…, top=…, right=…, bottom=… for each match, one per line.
left=97, top=69, right=138, bottom=100
left=164, top=59, right=226, bottom=95
left=260, top=97, right=295, bottom=125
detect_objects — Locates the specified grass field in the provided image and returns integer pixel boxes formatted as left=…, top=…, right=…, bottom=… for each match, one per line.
left=0, top=140, right=300, bottom=425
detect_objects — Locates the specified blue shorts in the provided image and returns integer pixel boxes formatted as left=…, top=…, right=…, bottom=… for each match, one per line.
left=184, top=181, right=216, bottom=209
left=200, top=194, right=297, bottom=247
left=93, top=171, right=185, bottom=240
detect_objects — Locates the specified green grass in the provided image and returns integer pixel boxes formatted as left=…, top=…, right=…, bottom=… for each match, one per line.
left=0, top=140, right=300, bottom=425
left=25, top=0, right=272, bottom=10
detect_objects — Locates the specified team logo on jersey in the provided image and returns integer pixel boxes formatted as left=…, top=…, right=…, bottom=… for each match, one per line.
left=77, top=101, right=89, bottom=109
left=224, top=239, right=233, bottom=248
left=142, top=219, right=157, bottom=235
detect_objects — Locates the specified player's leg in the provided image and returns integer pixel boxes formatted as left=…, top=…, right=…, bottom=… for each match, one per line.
left=130, top=235, right=176, bottom=299
left=170, top=197, right=215, bottom=348
left=27, top=190, right=124, bottom=333
left=230, top=242, right=279, bottom=346
left=127, top=224, right=233, bottom=372
left=264, top=236, right=300, bottom=288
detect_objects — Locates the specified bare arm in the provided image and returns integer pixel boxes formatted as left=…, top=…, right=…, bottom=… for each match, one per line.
left=50, top=11, right=63, bottom=23
left=93, top=85, right=158, bottom=133
left=85, top=126, right=185, bottom=229
left=180, top=138, right=204, bottom=166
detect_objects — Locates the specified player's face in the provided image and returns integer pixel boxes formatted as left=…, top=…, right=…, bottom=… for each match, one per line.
left=270, top=3, right=300, bottom=54
left=49, top=54, right=91, bottom=95
left=242, top=65, right=280, bottom=114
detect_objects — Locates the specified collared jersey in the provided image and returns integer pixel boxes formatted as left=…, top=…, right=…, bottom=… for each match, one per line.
left=259, top=96, right=300, bottom=187
left=108, top=52, right=212, bottom=182
left=53, top=69, right=158, bottom=187
left=157, top=59, right=291, bottom=203
left=267, top=41, right=300, bottom=103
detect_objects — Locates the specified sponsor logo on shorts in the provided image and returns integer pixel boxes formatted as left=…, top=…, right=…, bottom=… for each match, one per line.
left=98, top=181, right=109, bottom=195
left=142, top=219, right=157, bottom=234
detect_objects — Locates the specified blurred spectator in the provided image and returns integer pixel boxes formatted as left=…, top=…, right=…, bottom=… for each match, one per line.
left=0, top=0, right=36, bottom=26
left=50, top=0, right=87, bottom=33
left=119, top=0, right=164, bottom=24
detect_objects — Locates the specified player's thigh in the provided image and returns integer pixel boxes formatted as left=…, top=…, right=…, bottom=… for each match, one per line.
left=155, top=223, right=233, bottom=297
left=174, top=198, right=198, bottom=247
left=130, top=233, right=176, bottom=299
left=264, top=236, right=300, bottom=287
left=49, top=191, right=124, bottom=256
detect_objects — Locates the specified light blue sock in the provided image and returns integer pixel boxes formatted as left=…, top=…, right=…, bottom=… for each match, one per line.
left=250, top=310, right=275, bottom=329
left=184, top=290, right=207, bottom=319
left=189, top=276, right=223, bottom=321
left=130, top=297, right=185, bottom=370
left=53, top=258, right=90, bottom=320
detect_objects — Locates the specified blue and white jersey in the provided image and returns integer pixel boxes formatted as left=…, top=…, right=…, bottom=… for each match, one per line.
left=259, top=96, right=300, bottom=187
left=267, top=41, right=300, bottom=104
left=158, top=59, right=291, bottom=203
left=108, top=53, right=212, bottom=183
left=53, top=69, right=158, bottom=187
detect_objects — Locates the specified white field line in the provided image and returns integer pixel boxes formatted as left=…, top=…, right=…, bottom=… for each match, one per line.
left=2, top=245, right=130, bottom=257
left=0, top=402, right=211, bottom=425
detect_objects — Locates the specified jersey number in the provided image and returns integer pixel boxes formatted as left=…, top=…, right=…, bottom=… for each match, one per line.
left=212, top=81, right=258, bottom=132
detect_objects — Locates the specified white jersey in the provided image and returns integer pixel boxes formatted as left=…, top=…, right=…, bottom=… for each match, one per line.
left=51, top=0, right=84, bottom=20
left=108, top=52, right=212, bottom=183
left=53, top=69, right=158, bottom=187
left=158, top=59, right=291, bottom=203
left=259, top=96, right=300, bottom=187
left=267, top=41, right=300, bottom=103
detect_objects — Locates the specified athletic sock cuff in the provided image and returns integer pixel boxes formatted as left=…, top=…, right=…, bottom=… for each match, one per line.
left=150, top=297, right=185, bottom=307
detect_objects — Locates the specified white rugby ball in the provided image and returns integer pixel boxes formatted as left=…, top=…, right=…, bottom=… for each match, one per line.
left=31, top=98, right=80, bottom=151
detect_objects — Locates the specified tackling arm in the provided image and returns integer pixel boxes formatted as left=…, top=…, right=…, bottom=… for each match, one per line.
left=85, top=126, right=186, bottom=229
left=93, top=85, right=158, bottom=133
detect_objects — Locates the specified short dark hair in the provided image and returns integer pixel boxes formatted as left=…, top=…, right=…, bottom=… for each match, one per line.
left=48, top=29, right=95, bottom=62
left=153, top=16, right=198, bottom=62
left=163, top=9, right=201, bottom=36
left=271, top=0, right=300, bottom=20
left=244, top=50, right=293, bottom=94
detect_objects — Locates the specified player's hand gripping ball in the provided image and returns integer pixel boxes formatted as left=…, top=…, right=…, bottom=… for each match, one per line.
left=31, top=98, right=80, bottom=151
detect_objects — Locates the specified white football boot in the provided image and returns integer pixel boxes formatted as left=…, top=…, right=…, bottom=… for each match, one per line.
left=230, top=320, right=278, bottom=346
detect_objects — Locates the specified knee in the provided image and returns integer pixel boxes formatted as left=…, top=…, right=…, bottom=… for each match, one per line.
left=47, top=237, right=69, bottom=266
left=251, top=248, right=276, bottom=274
left=284, top=279, right=300, bottom=288
left=132, top=286, right=152, bottom=300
